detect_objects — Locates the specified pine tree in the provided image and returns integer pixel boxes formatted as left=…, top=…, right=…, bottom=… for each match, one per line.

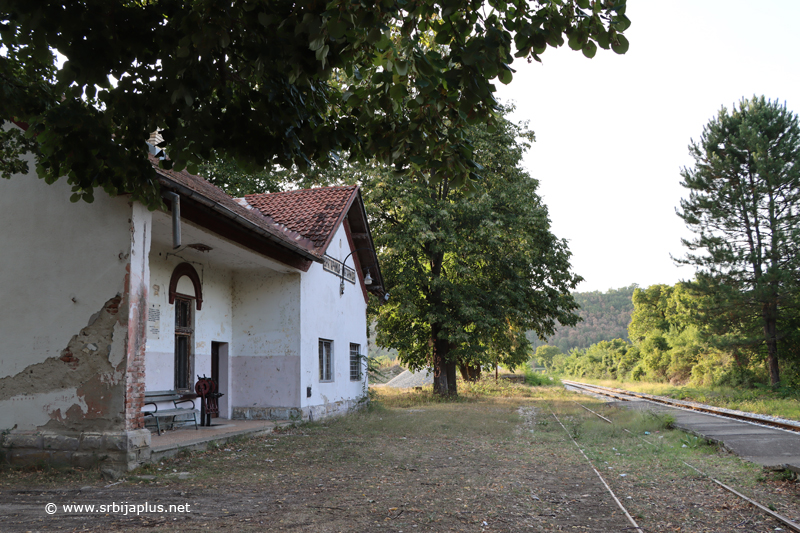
left=677, top=96, right=800, bottom=385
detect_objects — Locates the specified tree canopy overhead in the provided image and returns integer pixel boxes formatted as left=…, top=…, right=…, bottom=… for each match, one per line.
left=1, top=0, right=630, bottom=207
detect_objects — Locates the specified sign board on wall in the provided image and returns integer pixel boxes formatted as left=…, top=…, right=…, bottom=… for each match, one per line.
left=323, top=255, right=356, bottom=284
left=147, top=304, right=161, bottom=340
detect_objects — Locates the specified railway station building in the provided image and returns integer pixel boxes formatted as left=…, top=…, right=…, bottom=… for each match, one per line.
left=0, top=133, right=384, bottom=471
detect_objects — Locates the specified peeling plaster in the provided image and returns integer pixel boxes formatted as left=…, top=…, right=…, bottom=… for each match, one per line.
left=108, top=322, right=127, bottom=369
left=0, top=388, right=88, bottom=430
left=0, top=295, right=128, bottom=432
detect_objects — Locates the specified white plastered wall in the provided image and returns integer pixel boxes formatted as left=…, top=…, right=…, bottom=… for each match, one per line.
left=229, top=269, right=302, bottom=414
left=300, top=222, right=369, bottom=415
left=145, top=210, right=302, bottom=418
left=145, top=244, right=234, bottom=397
left=0, top=141, right=145, bottom=432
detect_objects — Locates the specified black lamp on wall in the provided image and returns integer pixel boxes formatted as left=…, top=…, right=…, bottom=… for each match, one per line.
left=338, top=247, right=375, bottom=295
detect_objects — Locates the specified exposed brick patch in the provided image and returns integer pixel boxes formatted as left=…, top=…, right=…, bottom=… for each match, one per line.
left=106, top=299, right=120, bottom=315
left=59, top=350, right=78, bottom=365
left=123, top=259, right=148, bottom=431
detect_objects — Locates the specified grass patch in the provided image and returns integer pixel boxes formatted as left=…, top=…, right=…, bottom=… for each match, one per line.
left=522, top=364, right=561, bottom=386
left=0, top=460, right=103, bottom=487
left=576, top=378, right=800, bottom=421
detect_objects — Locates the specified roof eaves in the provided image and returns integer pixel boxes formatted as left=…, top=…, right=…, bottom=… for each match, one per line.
left=348, top=190, right=385, bottom=296
left=152, top=167, right=323, bottom=264
left=317, top=186, right=360, bottom=257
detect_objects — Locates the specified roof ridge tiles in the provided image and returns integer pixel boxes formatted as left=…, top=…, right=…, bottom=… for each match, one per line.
left=242, top=185, right=359, bottom=253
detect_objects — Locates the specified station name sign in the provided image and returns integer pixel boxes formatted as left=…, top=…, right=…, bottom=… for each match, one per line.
left=323, top=255, right=356, bottom=284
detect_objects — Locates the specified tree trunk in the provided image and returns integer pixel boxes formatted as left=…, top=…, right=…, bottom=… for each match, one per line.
left=427, top=241, right=456, bottom=396
left=432, top=348, right=449, bottom=395
left=459, top=363, right=481, bottom=381
left=763, top=302, right=781, bottom=386
left=446, top=361, right=457, bottom=395
left=431, top=324, right=459, bottom=396
left=431, top=323, right=450, bottom=395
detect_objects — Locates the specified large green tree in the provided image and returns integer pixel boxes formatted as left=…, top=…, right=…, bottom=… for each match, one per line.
left=627, top=283, right=706, bottom=382
left=1, top=0, right=630, bottom=207
left=677, top=96, right=800, bottom=386
left=368, top=111, right=582, bottom=395
left=199, top=108, right=582, bottom=395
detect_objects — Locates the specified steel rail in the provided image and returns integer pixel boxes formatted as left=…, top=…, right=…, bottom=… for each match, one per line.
left=571, top=399, right=800, bottom=532
left=549, top=408, right=644, bottom=533
left=562, top=380, right=800, bottom=434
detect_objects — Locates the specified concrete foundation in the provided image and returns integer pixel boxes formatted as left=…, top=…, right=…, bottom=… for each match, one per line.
left=232, top=398, right=366, bottom=422
left=303, top=398, right=366, bottom=421
left=1, top=429, right=151, bottom=471
left=232, top=406, right=303, bottom=421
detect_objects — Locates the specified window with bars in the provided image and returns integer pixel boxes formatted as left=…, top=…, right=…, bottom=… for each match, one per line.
left=319, top=339, right=333, bottom=382
left=350, top=343, right=362, bottom=381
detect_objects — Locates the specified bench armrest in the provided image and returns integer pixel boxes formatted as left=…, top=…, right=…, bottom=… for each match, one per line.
left=174, top=398, right=196, bottom=409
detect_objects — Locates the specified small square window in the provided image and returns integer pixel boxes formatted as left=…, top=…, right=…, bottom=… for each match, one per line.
left=350, top=343, right=362, bottom=381
left=319, top=339, right=333, bottom=382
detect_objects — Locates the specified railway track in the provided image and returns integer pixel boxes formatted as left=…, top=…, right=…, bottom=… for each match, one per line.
left=562, top=394, right=800, bottom=532
left=562, top=379, right=800, bottom=434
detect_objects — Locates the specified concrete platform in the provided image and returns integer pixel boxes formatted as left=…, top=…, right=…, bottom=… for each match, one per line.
left=148, top=418, right=290, bottom=462
left=610, top=399, right=800, bottom=473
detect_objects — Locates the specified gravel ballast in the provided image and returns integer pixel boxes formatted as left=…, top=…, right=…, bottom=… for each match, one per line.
left=383, top=368, right=434, bottom=388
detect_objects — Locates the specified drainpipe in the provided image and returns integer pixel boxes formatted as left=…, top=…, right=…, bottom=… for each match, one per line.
left=164, top=192, right=181, bottom=249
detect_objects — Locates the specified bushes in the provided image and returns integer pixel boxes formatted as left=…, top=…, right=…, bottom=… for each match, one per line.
left=539, top=282, right=800, bottom=388
left=548, top=339, right=636, bottom=380
left=522, top=360, right=559, bottom=386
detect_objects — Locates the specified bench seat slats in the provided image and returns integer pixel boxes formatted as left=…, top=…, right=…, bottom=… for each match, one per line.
left=143, top=390, right=199, bottom=435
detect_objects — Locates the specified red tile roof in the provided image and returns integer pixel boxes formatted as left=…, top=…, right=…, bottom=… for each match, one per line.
left=150, top=155, right=382, bottom=293
left=243, top=186, right=359, bottom=255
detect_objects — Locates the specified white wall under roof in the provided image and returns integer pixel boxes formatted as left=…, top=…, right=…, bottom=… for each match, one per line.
left=145, top=243, right=234, bottom=393
left=300, top=222, right=369, bottom=418
left=145, top=209, right=302, bottom=418
left=229, top=268, right=302, bottom=413
left=0, top=160, right=134, bottom=377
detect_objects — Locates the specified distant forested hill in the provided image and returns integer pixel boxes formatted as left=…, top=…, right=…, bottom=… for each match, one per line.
left=529, top=286, right=636, bottom=353
left=372, top=285, right=636, bottom=360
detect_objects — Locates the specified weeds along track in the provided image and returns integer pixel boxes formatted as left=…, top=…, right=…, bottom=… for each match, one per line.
left=568, top=396, right=800, bottom=532
left=562, top=379, right=800, bottom=434
left=548, top=408, right=644, bottom=533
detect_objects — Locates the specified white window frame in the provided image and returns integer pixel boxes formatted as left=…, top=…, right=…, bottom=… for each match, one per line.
left=349, top=343, right=362, bottom=381
left=319, top=339, right=333, bottom=382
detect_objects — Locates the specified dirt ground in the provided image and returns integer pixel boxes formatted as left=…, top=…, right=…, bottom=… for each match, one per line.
left=1, top=385, right=797, bottom=532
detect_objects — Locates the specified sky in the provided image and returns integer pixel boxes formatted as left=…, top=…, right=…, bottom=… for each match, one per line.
left=494, top=1, right=800, bottom=293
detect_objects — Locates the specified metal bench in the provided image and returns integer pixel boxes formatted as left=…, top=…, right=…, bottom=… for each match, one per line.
left=143, top=390, right=199, bottom=436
